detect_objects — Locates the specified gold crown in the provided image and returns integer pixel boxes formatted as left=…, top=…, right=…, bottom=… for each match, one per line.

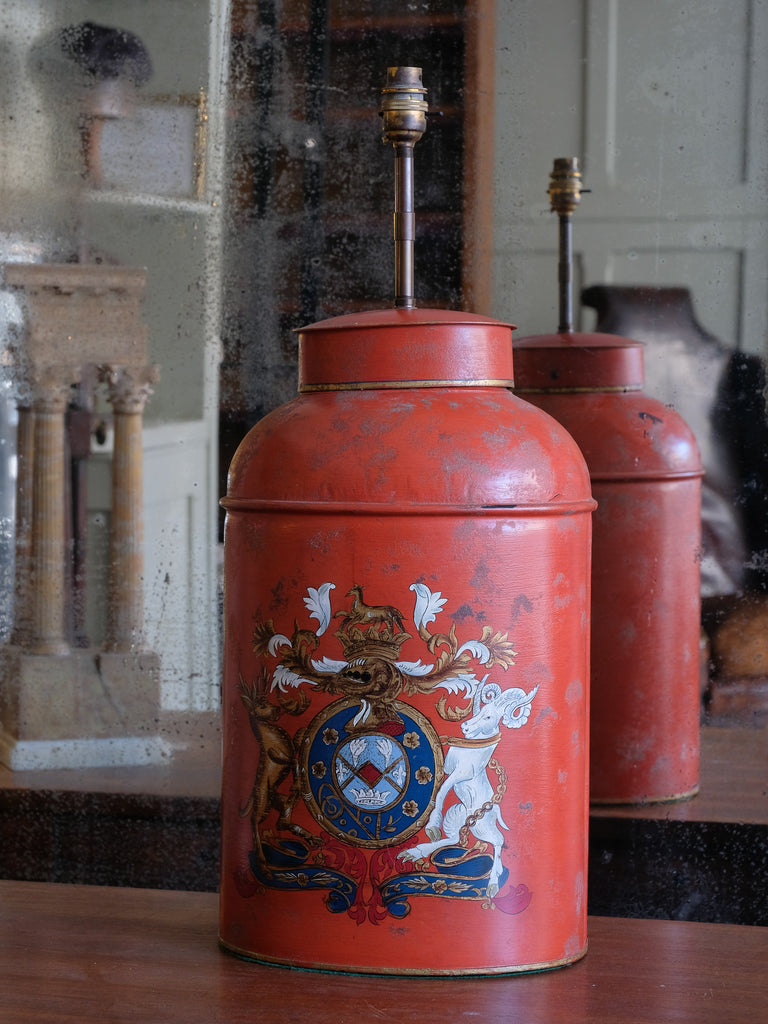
left=336, top=623, right=410, bottom=663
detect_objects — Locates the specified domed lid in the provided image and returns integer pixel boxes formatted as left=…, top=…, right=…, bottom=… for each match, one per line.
left=514, top=331, right=702, bottom=480
left=298, top=307, right=516, bottom=392
left=513, top=331, right=645, bottom=391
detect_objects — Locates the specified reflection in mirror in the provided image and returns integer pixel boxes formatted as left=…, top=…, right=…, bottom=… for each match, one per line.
left=490, top=0, right=768, bottom=728
left=0, top=1, right=765, bottom=917
left=1, top=2, right=228, bottom=777
left=219, top=0, right=479, bottom=518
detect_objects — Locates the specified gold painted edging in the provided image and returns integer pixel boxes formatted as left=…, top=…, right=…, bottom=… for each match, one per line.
left=300, top=378, right=514, bottom=392
left=218, top=937, right=589, bottom=976
left=590, top=783, right=699, bottom=807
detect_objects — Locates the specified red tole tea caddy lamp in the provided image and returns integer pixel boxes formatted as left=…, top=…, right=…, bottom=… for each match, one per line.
left=514, top=158, right=703, bottom=805
left=219, top=73, right=595, bottom=974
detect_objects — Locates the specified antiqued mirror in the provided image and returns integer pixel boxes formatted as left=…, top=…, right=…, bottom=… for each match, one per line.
left=0, top=0, right=765, bottom=920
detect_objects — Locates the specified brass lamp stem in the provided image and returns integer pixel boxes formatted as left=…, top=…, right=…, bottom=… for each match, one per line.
left=548, top=157, right=584, bottom=333
left=380, top=67, right=428, bottom=309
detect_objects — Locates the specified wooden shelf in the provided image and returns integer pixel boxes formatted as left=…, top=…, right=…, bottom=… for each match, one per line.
left=1, top=881, right=766, bottom=1023
left=590, top=725, right=768, bottom=826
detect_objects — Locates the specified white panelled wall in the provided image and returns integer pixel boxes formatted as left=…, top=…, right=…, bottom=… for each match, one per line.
left=491, top=0, right=768, bottom=358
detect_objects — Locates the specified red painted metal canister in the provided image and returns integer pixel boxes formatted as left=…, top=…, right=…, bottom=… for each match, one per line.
left=219, top=307, right=595, bottom=974
left=513, top=332, right=703, bottom=803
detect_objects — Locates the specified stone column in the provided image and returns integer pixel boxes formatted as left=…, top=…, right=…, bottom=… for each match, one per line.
left=9, top=403, right=35, bottom=647
left=100, top=364, right=159, bottom=653
left=28, top=365, right=78, bottom=656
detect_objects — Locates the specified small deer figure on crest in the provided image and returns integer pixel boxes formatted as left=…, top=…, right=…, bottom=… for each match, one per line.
left=238, top=672, right=317, bottom=871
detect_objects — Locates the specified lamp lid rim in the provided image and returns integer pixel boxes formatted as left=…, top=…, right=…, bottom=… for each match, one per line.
left=296, top=306, right=516, bottom=334
left=514, top=330, right=642, bottom=350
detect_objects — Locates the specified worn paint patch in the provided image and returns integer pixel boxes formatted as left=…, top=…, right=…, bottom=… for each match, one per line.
left=565, top=679, right=583, bottom=705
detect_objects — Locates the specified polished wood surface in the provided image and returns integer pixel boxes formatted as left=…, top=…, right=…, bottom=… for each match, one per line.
left=590, top=725, right=768, bottom=824
left=0, top=881, right=765, bottom=1023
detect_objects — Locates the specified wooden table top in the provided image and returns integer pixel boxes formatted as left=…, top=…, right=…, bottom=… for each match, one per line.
left=0, top=881, right=766, bottom=1023
left=590, top=724, right=768, bottom=824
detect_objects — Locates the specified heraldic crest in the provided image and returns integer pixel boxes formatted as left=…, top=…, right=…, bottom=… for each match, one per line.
left=235, top=580, right=539, bottom=924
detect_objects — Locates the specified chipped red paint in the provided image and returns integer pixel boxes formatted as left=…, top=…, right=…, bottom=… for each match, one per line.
left=514, top=331, right=703, bottom=805
left=220, top=309, right=595, bottom=974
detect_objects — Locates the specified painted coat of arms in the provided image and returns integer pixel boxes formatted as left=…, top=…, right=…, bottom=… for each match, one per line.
left=235, top=580, right=539, bottom=924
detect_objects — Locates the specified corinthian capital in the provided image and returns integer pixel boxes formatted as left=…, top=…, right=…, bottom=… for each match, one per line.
left=29, top=363, right=80, bottom=412
left=99, top=363, right=161, bottom=413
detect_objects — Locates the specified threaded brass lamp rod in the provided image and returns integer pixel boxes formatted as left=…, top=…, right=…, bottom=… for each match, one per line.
left=548, top=157, right=584, bottom=333
left=380, top=67, right=428, bottom=309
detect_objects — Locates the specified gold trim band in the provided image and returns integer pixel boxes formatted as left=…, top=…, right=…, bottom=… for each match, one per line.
left=514, top=384, right=642, bottom=394
left=300, top=378, right=514, bottom=392
left=218, top=937, right=589, bottom=975
left=590, top=783, right=699, bottom=806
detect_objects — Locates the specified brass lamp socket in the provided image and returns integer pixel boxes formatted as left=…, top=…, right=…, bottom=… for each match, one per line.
left=548, top=157, right=583, bottom=217
left=380, top=66, right=428, bottom=146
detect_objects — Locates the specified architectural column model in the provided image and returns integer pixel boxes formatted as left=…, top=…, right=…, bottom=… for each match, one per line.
left=0, top=263, right=166, bottom=770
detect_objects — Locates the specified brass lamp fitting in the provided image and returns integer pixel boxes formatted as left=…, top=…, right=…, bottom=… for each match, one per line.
left=547, top=157, right=587, bottom=332
left=548, top=156, right=583, bottom=217
left=380, top=67, right=429, bottom=308
left=380, top=66, right=428, bottom=145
